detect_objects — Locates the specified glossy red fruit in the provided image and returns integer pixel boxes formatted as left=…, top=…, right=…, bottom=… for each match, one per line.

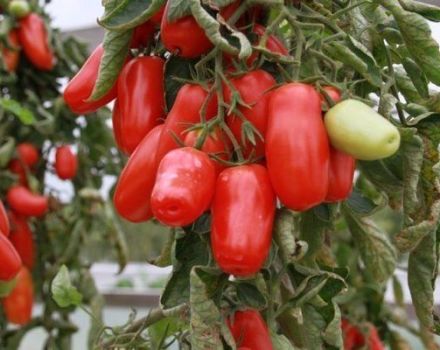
left=0, top=233, right=21, bottom=281
left=212, top=165, right=275, bottom=276
left=151, top=147, right=216, bottom=227
left=326, top=147, right=355, bottom=202
left=17, top=143, right=39, bottom=167
left=151, top=5, right=165, bottom=26
left=112, top=101, right=128, bottom=154
left=224, top=70, right=276, bottom=158
left=18, top=14, right=55, bottom=70
left=2, top=30, right=20, bottom=72
left=63, top=44, right=117, bottom=115
left=7, top=185, right=48, bottom=217
left=253, top=24, right=288, bottom=56
left=9, top=212, right=34, bottom=270
left=55, top=145, right=78, bottom=180
left=160, top=1, right=212, bottom=58
left=228, top=310, right=273, bottom=350
left=341, top=319, right=365, bottom=349
left=2, top=267, right=33, bottom=325
left=0, top=200, right=10, bottom=236
left=117, top=56, right=165, bottom=154
left=155, top=84, right=217, bottom=163
left=266, top=83, right=329, bottom=211
left=184, top=126, right=230, bottom=175
left=114, top=125, right=164, bottom=222
left=321, top=85, right=342, bottom=109
left=130, top=21, right=155, bottom=48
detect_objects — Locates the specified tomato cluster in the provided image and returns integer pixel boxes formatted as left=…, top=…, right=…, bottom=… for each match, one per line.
left=341, top=319, right=385, bottom=350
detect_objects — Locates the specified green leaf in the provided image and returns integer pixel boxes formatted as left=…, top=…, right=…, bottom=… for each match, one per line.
left=236, top=282, right=268, bottom=309
left=148, top=229, right=174, bottom=267
left=346, top=188, right=382, bottom=217
left=270, top=331, right=296, bottom=350
left=99, top=0, right=166, bottom=31
left=299, top=209, right=329, bottom=265
left=398, top=0, right=440, bottom=22
left=167, top=0, right=192, bottom=22
left=0, top=99, right=36, bottom=125
left=51, top=265, right=83, bottom=308
left=401, top=57, right=429, bottom=99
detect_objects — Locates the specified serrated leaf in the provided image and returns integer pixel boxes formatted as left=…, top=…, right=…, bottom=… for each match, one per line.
left=236, top=282, right=267, bottom=309
left=401, top=57, right=429, bottom=99
left=346, top=188, right=381, bottom=217
left=398, top=0, right=440, bottom=22
left=0, top=99, right=36, bottom=125
left=51, top=265, right=83, bottom=308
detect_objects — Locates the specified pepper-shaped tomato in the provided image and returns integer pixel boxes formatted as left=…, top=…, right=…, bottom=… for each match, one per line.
left=184, top=126, right=230, bottom=175
left=18, top=14, right=55, bottom=71
left=151, top=147, right=216, bottom=227
left=212, top=165, right=275, bottom=276
left=228, top=310, right=273, bottom=350
left=55, top=145, right=78, bottom=180
left=117, top=56, right=165, bottom=154
left=114, top=125, right=164, bottom=222
left=130, top=21, right=155, bottom=48
left=9, top=212, right=34, bottom=270
left=0, top=233, right=21, bottom=281
left=2, top=267, right=33, bottom=325
left=155, top=84, right=218, bottom=163
left=0, top=200, right=10, bottom=236
left=1, top=30, right=20, bottom=72
left=160, top=1, right=212, bottom=58
left=266, top=83, right=329, bottom=211
left=7, top=185, right=48, bottom=217
left=223, top=70, right=276, bottom=158
left=64, top=44, right=117, bottom=115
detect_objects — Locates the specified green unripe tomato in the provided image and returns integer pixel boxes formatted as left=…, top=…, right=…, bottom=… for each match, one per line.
left=325, top=99, right=400, bottom=161
left=8, top=0, right=31, bottom=18
left=0, top=276, right=17, bottom=298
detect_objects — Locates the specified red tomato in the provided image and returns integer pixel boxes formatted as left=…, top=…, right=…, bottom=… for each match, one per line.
left=155, top=84, right=218, bottom=163
left=266, top=83, right=329, bottom=211
left=7, top=185, right=48, bottom=217
left=9, top=212, right=34, bottom=270
left=321, top=85, right=342, bottom=109
left=111, top=101, right=128, bottom=154
left=114, top=125, right=164, bottom=222
left=253, top=24, right=288, bottom=56
left=55, top=145, right=78, bottom=180
left=223, top=70, right=275, bottom=158
left=367, top=325, right=385, bottom=350
left=160, top=1, right=212, bottom=58
left=151, top=147, right=216, bottom=227
left=0, top=200, right=10, bottom=236
left=18, top=14, right=55, bottom=71
left=228, top=310, right=273, bottom=350
left=117, top=56, right=165, bottom=154
left=211, top=164, right=275, bottom=276
left=326, top=147, right=355, bottom=202
left=17, top=142, right=39, bottom=167
left=0, top=233, right=21, bottom=281
left=341, top=319, right=365, bottom=349
left=63, top=44, right=117, bottom=115
left=184, top=126, right=230, bottom=175
left=8, top=159, right=27, bottom=185
left=151, top=5, right=165, bottom=26
left=130, top=21, right=155, bottom=48
left=2, top=267, right=33, bottom=325
left=2, top=30, right=20, bottom=72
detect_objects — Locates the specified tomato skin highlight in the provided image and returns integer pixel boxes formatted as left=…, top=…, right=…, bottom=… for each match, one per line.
left=7, top=185, right=48, bottom=217
left=266, top=83, right=329, bottom=211
left=0, top=200, right=10, bottom=236
left=114, top=124, right=164, bottom=223
left=155, top=84, right=218, bottom=163
left=228, top=310, right=273, bottom=350
left=18, top=14, right=55, bottom=71
left=212, top=164, right=275, bottom=276
left=9, top=212, right=35, bottom=270
left=0, top=233, right=21, bottom=281
left=63, top=44, right=117, bottom=115
left=223, top=70, right=276, bottom=158
left=2, top=267, right=33, bottom=325
left=2, top=30, right=20, bottom=72
left=151, top=147, right=216, bottom=227
left=117, top=56, right=165, bottom=154
left=55, top=145, right=78, bottom=180
left=160, top=2, right=212, bottom=58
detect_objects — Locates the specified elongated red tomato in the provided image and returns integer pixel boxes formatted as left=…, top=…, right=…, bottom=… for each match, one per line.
left=55, top=145, right=78, bottom=180
left=0, top=233, right=21, bottom=281
left=266, top=83, right=329, bottom=211
left=114, top=125, right=164, bottom=222
left=63, top=44, right=117, bottom=115
left=112, top=101, right=128, bottom=153
left=150, top=5, right=165, bottom=26
left=212, top=165, right=275, bottom=276
left=117, top=56, right=165, bottom=154
left=2, top=30, right=20, bottom=72
left=3, top=267, right=33, bottom=325
left=253, top=24, right=288, bottom=56
left=155, top=84, right=218, bottom=163
left=7, top=186, right=48, bottom=217
left=160, top=1, right=212, bottom=58
left=224, top=70, right=276, bottom=158
left=0, top=200, right=10, bottom=236
left=184, top=126, right=230, bottom=175
left=151, top=147, right=216, bottom=227
left=9, top=212, right=34, bottom=270
left=228, top=310, right=273, bottom=350
left=17, top=143, right=39, bottom=167
left=342, top=319, right=365, bottom=350
left=130, top=21, right=155, bottom=48
left=18, top=14, right=55, bottom=70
